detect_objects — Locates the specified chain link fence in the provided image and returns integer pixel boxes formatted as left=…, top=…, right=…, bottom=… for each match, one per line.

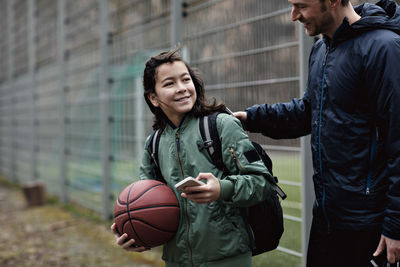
left=0, top=0, right=393, bottom=265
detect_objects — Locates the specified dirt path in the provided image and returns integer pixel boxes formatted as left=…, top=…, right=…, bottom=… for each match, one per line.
left=0, top=182, right=164, bottom=267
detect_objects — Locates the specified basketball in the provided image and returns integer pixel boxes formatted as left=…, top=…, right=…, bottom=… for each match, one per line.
left=113, top=179, right=180, bottom=248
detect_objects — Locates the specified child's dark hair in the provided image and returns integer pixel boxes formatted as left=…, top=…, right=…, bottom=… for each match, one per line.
left=143, top=48, right=226, bottom=129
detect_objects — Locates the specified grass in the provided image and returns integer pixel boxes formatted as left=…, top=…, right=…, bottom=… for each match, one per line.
left=0, top=175, right=164, bottom=267
left=254, top=249, right=302, bottom=267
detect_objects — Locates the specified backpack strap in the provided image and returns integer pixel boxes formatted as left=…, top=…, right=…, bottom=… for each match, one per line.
left=198, top=112, right=230, bottom=175
left=198, top=111, right=287, bottom=200
left=198, top=112, right=257, bottom=249
left=145, top=129, right=166, bottom=183
left=198, top=109, right=287, bottom=253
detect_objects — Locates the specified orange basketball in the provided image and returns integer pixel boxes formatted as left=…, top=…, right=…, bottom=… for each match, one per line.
left=113, top=179, right=180, bottom=248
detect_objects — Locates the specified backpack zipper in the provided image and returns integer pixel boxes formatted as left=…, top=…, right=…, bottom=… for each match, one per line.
left=175, top=130, right=195, bottom=267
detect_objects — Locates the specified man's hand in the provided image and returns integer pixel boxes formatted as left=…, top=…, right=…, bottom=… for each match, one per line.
left=181, top=173, right=220, bottom=204
left=373, top=234, right=400, bottom=264
left=233, top=111, right=247, bottom=122
left=110, top=223, right=150, bottom=252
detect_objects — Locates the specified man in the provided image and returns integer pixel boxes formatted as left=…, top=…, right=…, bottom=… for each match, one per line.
left=234, top=0, right=400, bottom=266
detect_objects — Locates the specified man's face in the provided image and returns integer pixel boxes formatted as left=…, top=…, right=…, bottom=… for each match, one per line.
left=289, top=0, right=335, bottom=36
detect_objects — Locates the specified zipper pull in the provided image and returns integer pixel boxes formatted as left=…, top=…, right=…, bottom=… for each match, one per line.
left=366, top=188, right=370, bottom=195
left=229, top=147, right=243, bottom=170
left=229, top=147, right=237, bottom=161
left=175, top=131, right=180, bottom=152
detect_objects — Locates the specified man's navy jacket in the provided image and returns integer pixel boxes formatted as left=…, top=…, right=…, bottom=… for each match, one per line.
left=245, top=0, right=400, bottom=239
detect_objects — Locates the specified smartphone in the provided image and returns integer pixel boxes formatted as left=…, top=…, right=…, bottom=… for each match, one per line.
left=174, top=177, right=204, bottom=193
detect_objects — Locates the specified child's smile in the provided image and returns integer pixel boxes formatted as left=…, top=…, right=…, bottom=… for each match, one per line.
left=150, top=61, right=197, bottom=127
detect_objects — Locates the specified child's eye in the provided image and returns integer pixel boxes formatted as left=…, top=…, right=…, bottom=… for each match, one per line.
left=164, top=82, right=173, bottom=87
left=183, top=77, right=191, bottom=82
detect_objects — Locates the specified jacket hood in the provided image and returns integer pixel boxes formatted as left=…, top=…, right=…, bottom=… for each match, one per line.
left=354, top=0, right=400, bottom=33
left=328, top=0, right=400, bottom=46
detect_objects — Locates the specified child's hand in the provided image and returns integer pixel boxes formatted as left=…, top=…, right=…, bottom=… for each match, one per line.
left=110, top=223, right=150, bottom=252
left=181, top=173, right=220, bottom=204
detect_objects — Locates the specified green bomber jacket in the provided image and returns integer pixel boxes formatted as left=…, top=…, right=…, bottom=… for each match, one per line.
left=139, top=113, right=274, bottom=267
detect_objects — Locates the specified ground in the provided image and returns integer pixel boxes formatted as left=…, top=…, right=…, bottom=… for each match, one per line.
left=0, top=180, right=164, bottom=267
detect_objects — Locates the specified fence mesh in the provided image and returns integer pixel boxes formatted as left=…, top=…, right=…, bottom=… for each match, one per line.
left=0, top=0, right=394, bottom=264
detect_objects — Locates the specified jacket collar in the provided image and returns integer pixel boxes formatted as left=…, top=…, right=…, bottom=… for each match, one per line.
left=165, top=113, right=191, bottom=131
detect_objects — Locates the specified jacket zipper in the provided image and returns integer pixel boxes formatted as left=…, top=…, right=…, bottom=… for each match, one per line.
left=175, top=131, right=185, bottom=179
left=319, top=45, right=331, bottom=232
left=229, top=147, right=243, bottom=171
left=175, top=131, right=195, bottom=267
left=366, top=128, right=377, bottom=195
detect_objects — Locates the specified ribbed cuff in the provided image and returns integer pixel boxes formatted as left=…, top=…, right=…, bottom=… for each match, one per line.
left=244, top=107, right=258, bottom=132
left=382, top=230, right=400, bottom=240
left=219, top=179, right=234, bottom=201
left=382, top=220, right=400, bottom=240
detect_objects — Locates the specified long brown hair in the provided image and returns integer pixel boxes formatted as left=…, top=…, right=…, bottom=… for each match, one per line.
left=143, top=48, right=226, bottom=129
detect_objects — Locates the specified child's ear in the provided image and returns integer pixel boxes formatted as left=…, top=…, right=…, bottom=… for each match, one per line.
left=147, top=93, right=159, bottom=107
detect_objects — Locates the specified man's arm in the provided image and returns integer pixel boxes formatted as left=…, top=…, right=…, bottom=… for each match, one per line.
left=235, top=93, right=312, bottom=139
left=369, top=36, right=400, bottom=263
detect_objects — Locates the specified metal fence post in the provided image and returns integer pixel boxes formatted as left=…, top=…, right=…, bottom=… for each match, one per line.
left=28, top=0, right=37, bottom=183
left=57, top=0, right=68, bottom=203
left=99, top=0, right=112, bottom=219
left=135, top=77, right=144, bottom=165
left=7, top=0, right=17, bottom=183
left=171, top=0, right=183, bottom=46
left=7, top=0, right=14, bottom=87
left=299, top=24, right=315, bottom=267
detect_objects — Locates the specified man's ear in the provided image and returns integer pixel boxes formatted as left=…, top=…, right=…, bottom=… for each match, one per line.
left=329, top=0, right=341, bottom=9
left=147, top=93, right=159, bottom=107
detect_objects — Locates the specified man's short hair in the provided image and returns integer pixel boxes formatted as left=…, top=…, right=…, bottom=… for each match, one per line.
left=320, top=0, right=350, bottom=6
left=341, top=0, right=350, bottom=5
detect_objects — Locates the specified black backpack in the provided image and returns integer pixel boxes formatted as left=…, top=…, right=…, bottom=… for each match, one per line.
left=146, top=110, right=286, bottom=256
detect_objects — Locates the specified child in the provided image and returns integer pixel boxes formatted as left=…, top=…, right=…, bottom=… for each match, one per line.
left=111, top=49, right=275, bottom=267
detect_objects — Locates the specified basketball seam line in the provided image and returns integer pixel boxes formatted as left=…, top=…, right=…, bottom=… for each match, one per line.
left=122, top=217, right=177, bottom=233
left=126, top=182, right=150, bottom=247
left=114, top=205, right=179, bottom=218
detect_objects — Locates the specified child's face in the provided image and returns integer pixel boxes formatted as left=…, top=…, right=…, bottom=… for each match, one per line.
left=149, top=61, right=197, bottom=127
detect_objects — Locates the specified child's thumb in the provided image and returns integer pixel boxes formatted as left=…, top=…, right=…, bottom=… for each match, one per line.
left=196, top=172, right=213, bottom=182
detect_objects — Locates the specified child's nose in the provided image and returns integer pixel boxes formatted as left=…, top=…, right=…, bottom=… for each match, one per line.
left=176, top=81, right=187, bottom=92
